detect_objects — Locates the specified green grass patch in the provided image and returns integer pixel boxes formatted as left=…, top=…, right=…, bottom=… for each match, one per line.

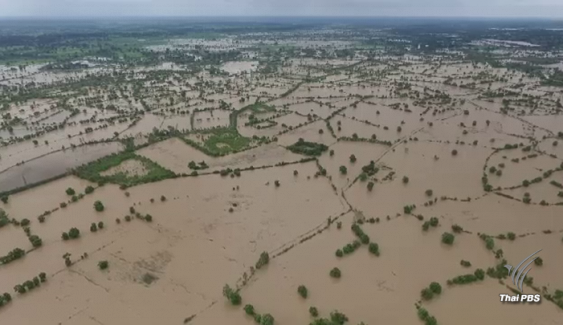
left=75, top=151, right=175, bottom=186
left=248, top=102, right=276, bottom=114
left=286, top=139, right=328, bottom=156
left=183, top=128, right=252, bottom=156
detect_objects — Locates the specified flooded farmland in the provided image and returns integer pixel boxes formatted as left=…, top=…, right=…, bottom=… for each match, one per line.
left=1, top=17, right=563, bottom=325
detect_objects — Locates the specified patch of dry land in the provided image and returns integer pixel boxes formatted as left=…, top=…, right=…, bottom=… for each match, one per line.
left=2, top=22, right=563, bottom=325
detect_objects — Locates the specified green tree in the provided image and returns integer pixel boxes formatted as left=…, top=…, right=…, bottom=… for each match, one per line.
left=98, top=261, right=109, bottom=270
left=244, top=304, right=255, bottom=315
left=90, top=223, right=98, bottom=232
left=367, top=181, right=374, bottom=191
left=309, top=306, right=319, bottom=317
left=256, top=252, right=270, bottom=269
left=441, top=232, right=455, bottom=245
left=261, top=314, right=274, bottom=325
left=349, top=154, right=357, bottom=163
left=368, top=242, right=380, bottom=256
left=68, top=227, right=80, bottom=239
left=66, top=188, right=75, bottom=196
left=330, top=267, right=341, bottom=278
left=93, top=201, right=104, bottom=212
left=429, top=282, right=442, bottom=294
left=421, top=288, right=434, bottom=300
left=85, top=186, right=95, bottom=194
left=339, top=166, right=347, bottom=175
left=298, top=285, right=308, bottom=298
left=402, top=176, right=409, bottom=184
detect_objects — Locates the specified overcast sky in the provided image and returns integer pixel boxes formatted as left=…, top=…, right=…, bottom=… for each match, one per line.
left=1, top=0, right=562, bottom=18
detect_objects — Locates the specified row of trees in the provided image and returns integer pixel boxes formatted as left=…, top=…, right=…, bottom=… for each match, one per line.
left=14, top=272, right=47, bottom=294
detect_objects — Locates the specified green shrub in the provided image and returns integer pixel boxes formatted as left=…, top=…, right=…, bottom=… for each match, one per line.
left=403, top=176, right=409, bottom=184
left=460, top=260, right=471, bottom=267
left=85, top=186, right=95, bottom=194
left=66, top=188, right=75, bottom=196
left=98, top=260, right=109, bottom=270
left=260, top=314, right=274, bottom=325
left=309, top=306, right=319, bottom=317
left=68, top=227, right=80, bottom=239
left=29, top=235, right=42, bottom=248
left=339, top=166, right=347, bottom=175
left=441, top=232, right=455, bottom=245
left=429, top=282, right=442, bottom=294
left=421, top=288, right=434, bottom=300
left=298, top=285, right=308, bottom=298
left=286, top=140, right=328, bottom=156
left=244, top=304, right=255, bottom=315
left=223, top=284, right=242, bottom=305
left=329, top=267, right=341, bottom=278
left=368, top=242, right=380, bottom=256
left=367, top=182, right=374, bottom=191
left=255, top=252, right=270, bottom=269
left=93, top=201, right=104, bottom=212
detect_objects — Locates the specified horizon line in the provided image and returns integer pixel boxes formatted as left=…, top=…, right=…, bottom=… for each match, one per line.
left=0, top=15, right=563, bottom=20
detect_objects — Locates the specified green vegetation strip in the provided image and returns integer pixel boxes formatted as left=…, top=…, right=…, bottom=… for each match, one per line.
left=75, top=151, right=176, bottom=186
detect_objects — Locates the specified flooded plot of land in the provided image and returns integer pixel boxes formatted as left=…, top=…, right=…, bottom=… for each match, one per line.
left=3, top=21, right=563, bottom=325
left=0, top=142, right=123, bottom=193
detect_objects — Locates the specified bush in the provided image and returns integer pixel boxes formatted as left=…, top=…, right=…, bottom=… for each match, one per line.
left=62, top=232, right=69, bottom=240
left=255, top=252, right=270, bottom=269
left=298, top=285, right=308, bottom=298
left=85, top=186, right=94, bottom=194
left=507, top=232, right=516, bottom=240
left=429, top=282, right=442, bottom=294
left=20, top=218, right=30, bottom=227
left=93, top=201, right=104, bottom=212
left=223, top=284, right=242, bottom=305
left=534, top=257, right=543, bottom=266
left=98, top=260, right=109, bottom=270
left=425, top=189, right=433, bottom=197
left=339, top=166, right=347, bottom=175
left=421, top=288, right=434, bottom=300
left=309, top=306, right=319, bottom=317
left=368, top=242, right=380, bottom=256
left=367, top=182, right=374, bottom=191
left=330, top=311, right=348, bottom=324
left=260, top=314, right=275, bottom=325
left=452, top=149, right=458, bottom=156
left=69, top=227, right=80, bottom=239
left=402, top=176, right=409, bottom=184
left=452, top=224, right=463, bottom=233
left=349, top=154, right=357, bottom=163
left=429, top=217, right=439, bottom=227
left=90, top=223, right=98, bottom=232
left=66, top=188, right=75, bottom=196
left=460, top=260, right=471, bottom=267
left=286, top=140, right=328, bottom=156
left=441, top=232, right=455, bottom=245
left=98, top=221, right=104, bottom=229
left=29, top=235, right=42, bottom=248
left=329, top=267, right=341, bottom=278
left=335, top=249, right=343, bottom=257
left=244, top=304, right=255, bottom=315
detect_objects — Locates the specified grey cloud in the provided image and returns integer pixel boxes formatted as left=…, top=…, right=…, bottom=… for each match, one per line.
left=0, top=0, right=562, bottom=17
